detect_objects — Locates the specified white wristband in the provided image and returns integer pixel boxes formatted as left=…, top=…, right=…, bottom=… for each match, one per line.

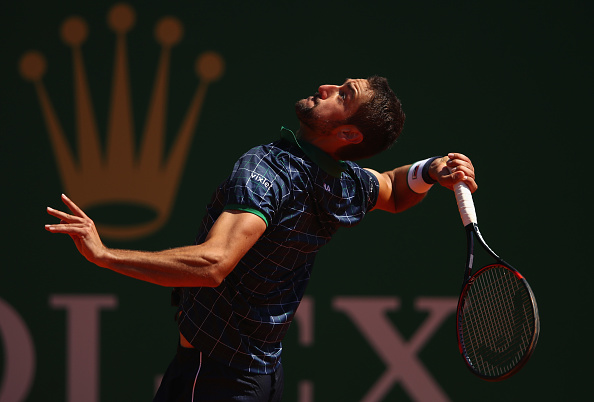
left=407, top=157, right=440, bottom=194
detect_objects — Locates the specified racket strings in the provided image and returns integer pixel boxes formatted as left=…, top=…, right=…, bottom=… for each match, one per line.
left=459, top=265, right=535, bottom=378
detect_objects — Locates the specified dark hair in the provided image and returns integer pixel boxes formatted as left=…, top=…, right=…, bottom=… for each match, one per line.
left=335, top=76, right=405, bottom=160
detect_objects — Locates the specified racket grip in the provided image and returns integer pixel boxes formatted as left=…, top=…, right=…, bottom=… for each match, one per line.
left=454, top=182, right=477, bottom=227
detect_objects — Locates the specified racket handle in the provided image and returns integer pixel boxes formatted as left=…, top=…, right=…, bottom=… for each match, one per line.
left=454, top=181, right=477, bottom=227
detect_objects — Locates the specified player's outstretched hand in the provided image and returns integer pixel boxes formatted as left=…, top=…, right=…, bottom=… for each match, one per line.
left=430, top=153, right=477, bottom=193
left=45, top=194, right=107, bottom=265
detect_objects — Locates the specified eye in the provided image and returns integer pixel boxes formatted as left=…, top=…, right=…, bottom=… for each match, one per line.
left=339, top=91, right=346, bottom=100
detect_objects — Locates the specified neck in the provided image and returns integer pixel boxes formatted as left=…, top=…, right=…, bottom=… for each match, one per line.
left=297, top=124, right=341, bottom=160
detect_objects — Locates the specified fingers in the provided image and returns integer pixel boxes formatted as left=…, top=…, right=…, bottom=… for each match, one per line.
left=46, top=194, right=92, bottom=234
left=445, top=153, right=478, bottom=193
left=61, top=194, right=89, bottom=219
left=46, top=206, right=79, bottom=223
left=446, top=153, right=474, bottom=175
left=45, top=222, right=93, bottom=236
left=45, top=195, right=106, bottom=265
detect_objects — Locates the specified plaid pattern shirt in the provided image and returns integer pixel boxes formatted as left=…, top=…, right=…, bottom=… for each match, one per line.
left=176, top=127, right=379, bottom=374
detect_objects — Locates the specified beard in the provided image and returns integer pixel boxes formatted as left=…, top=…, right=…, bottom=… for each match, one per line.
left=295, top=99, right=315, bottom=127
left=294, top=95, right=338, bottom=135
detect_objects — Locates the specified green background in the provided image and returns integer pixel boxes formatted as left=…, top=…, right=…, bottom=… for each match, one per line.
left=1, top=1, right=592, bottom=401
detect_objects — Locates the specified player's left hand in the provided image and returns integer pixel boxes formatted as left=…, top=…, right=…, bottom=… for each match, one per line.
left=429, top=153, right=477, bottom=193
left=45, top=194, right=108, bottom=265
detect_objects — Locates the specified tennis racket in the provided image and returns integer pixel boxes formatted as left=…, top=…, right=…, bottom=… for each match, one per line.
left=453, top=182, right=540, bottom=381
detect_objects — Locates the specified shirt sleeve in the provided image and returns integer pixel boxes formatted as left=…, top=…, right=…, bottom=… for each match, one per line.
left=222, top=146, right=290, bottom=226
left=346, top=161, right=380, bottom=214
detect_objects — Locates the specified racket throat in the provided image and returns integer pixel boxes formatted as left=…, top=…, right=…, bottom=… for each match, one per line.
left=464, top=226, right=475, bottom=282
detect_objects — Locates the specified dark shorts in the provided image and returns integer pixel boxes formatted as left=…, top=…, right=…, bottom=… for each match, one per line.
left=153, top=344, right=284, bottom=402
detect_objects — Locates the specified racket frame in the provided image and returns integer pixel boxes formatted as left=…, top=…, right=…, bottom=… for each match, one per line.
left=456, top=221, right=540, bottom=381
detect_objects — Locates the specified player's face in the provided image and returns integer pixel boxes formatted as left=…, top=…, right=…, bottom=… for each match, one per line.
left=295, top=78, right=372, bottom=134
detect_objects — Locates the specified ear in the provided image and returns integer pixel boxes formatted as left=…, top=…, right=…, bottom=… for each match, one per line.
left=332, top=125, right=363, bottom=145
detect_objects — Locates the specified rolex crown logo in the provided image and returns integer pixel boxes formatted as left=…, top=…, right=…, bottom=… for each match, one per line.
left=19, top=3, right=224, bottom=240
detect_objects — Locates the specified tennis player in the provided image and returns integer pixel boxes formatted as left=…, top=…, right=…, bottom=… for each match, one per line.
left=46, top=76, right=477, bottom=401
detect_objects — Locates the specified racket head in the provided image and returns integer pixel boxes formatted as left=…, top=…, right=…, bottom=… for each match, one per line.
left=456, top=263, right=540, bottom=381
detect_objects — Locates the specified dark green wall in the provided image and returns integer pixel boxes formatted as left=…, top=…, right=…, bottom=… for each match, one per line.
left=1, top=1, right=592, bottom=401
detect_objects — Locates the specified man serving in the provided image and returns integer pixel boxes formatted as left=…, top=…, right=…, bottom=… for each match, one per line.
left=46, top=76, right=477, bottom=401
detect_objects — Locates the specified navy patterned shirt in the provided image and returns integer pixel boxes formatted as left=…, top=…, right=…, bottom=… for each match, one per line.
left=176, top=127, right=379, bottom=374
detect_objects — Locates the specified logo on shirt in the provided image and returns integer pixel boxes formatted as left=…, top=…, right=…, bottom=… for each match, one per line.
left=250, top=172, right=272, bottom=189
left=323, top=183, right=331, bottom=192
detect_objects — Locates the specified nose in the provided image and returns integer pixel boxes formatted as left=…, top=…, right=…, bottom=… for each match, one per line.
left=318, top=84, right=338, bottom=100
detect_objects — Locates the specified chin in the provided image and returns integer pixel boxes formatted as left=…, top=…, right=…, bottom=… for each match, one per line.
left=295, top=100, right=311, bottom=118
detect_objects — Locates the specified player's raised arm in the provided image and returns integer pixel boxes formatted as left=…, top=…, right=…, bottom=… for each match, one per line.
left=366, top=153, right=477, bottom=213
left=46, top=194, right=266, bottom=287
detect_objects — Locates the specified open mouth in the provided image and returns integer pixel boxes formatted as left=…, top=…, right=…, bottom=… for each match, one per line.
left=312, top=92, right=321, bottom=104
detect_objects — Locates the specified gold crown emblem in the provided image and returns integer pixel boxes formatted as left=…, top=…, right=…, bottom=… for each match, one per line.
left=19, top=3, right=224, bottom=240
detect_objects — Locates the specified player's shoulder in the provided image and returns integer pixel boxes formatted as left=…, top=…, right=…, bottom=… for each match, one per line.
left=240, top=139, right=291, bottom=158
left=231, top=140, right=306, bottom=182
left=342, top=160, right=377, bottom=182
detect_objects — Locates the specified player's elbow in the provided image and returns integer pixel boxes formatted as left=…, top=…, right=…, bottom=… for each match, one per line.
left=199, top=253, right=236, bottom=287
left=204, top=267, right=228, bottom=287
